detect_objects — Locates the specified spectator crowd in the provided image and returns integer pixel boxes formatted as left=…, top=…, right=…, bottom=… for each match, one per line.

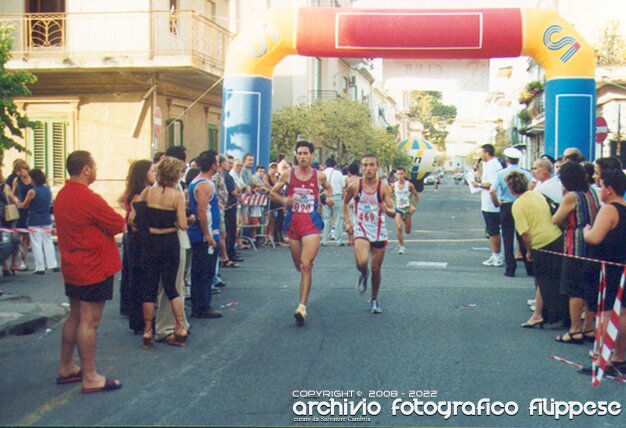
left=472, top=144, right=626, bottom=377
left=1, top=143, right=625, bottom=391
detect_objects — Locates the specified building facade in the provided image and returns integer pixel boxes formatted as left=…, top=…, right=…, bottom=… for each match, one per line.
left=1, top=0, right=232, bottom=203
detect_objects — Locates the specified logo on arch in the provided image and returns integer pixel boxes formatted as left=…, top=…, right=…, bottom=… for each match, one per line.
left=543, top=25, right=580, bottom=64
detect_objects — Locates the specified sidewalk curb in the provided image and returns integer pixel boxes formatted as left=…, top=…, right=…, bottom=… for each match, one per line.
left=0, top=295, right=69, bottom=338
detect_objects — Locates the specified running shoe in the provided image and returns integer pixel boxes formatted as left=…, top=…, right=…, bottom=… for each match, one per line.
left=527, top=298, right=536, bottom=306
left=397, top=246, right=405, bottom=255
left=294, top=305, right=307, bottom=326
left=357, top=273, right=368, bottom=295
left=482, top=255, right=504, bottom=267
left=482, top=255, right=496, bottom=266
left=370, top=299, right=382, bottom=314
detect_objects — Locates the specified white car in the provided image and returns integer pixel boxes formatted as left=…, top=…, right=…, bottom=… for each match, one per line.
left=424, top=175, right=437, bottom=185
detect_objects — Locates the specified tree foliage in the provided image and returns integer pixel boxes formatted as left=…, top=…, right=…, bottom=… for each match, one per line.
left=493, top=119, right=511, bottom=158
left=0, top=27, right=37, bottom=167
left=594, top=20, right=625, bottom=66
left=271, top=97, right=410, bottom=170
left=408, top=90, right=457, bottom=151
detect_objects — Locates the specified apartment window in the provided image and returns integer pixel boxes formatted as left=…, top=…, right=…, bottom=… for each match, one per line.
left=205, top=0, right=216, bottom=20
left=26, top=0, right=65, bottom=48
left=28, top=119, right=67, bottom=185
left=208, top=124, right=218, bottom=151
left=167, top=119, right=184, bottom=147
left=169, top=0, right=179, bottom=34
left=26, top=0, right=65, bottom=13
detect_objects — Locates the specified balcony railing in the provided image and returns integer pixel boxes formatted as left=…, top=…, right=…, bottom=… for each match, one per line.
left=0, top=10, right=234, bottom=74
left=309, top=90, right=343, bottom=103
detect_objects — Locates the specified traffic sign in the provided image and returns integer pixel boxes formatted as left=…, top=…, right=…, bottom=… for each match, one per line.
left=154, top=107, right=162, bottom=137
left=595, top=116, right=608, bottom=143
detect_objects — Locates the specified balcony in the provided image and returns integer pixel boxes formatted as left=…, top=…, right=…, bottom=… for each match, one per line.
left=0, top=10, right=234, bottom=76
left=527, top=93, right=545, bottom=121
left=309, top=90, right=342, bottom=103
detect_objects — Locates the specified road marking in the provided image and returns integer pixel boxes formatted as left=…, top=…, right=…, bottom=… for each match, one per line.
left=413, top=229, right=484, bottom=233
left=407, top=261, right=448, bottom=268
left=389, top=239, right=485, bottom=243
left=18, top=389, right=75, bottom=426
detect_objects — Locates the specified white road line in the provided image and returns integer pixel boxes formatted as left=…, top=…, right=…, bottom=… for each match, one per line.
left=388, top=238, right=486, bottom=243
left=407, top=261, right=448, bottom=268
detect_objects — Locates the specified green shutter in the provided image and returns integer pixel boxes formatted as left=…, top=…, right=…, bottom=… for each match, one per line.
left=29, top=120, right=67, bottom=184
left=51, top=122, right=66, bottom=185
left=32, top=123, right=46, bottom=171
left=167, top=119, right=184, bottom=147
left=208, top=124, right=218, bottom=151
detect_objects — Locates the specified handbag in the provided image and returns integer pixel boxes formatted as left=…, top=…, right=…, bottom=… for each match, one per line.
left=4, top=204, right=20, bottom=222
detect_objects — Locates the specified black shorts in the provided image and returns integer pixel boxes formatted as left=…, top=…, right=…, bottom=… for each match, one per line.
left=65, top=276, right=114, bottom=302
left=355, top=237, right=387, bottom=249
left=482, top=211, right=501, bottom=237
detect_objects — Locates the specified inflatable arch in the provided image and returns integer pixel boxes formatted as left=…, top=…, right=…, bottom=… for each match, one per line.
left=221, top=8, right=596, bottom=168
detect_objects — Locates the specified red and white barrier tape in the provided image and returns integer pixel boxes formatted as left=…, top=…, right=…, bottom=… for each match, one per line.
left=240, top=194, right=268, bottom=206
left=536, top=248, right=626, bottom=268
left=549, top=355, right=626, bottom=383
left=0, top=227, right=55, bottom=234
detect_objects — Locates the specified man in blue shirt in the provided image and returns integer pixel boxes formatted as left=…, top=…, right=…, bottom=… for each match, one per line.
left=490, top=148, right=533, bottom=277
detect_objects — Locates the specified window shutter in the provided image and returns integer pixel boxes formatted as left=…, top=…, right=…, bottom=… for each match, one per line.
left=51, top=122, right=66, bottom=185
left=32, top=123, right=46, bottom=171
left=208, top=124, right=218, bottom=151
left=168, top=119, right=184, bottom=147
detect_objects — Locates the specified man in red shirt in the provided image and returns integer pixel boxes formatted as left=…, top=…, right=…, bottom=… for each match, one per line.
left=54, top=151, right=125, bottom=393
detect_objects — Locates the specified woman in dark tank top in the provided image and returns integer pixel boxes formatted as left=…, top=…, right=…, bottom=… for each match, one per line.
left=583, top=166, right=626, bottom=369
left=119, top=160, right=155, bottom=334
left=132, top=157, right=187, bottom=349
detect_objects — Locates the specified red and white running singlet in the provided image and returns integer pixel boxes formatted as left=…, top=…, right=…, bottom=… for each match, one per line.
left=284, top=168, right=324, bottom=240
left=353, top=179, right=388, bottom=242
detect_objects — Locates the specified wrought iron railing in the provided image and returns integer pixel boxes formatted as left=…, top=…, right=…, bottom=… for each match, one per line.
left=0, top=10, right=233, bottom=73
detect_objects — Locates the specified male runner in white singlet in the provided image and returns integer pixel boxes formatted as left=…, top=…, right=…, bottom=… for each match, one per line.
left=392, top=166, right=420, bottom=254
left=343, top=154, right=396, bottom=314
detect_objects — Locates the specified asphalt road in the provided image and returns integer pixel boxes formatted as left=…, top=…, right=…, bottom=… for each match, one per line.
left=1, top=177, right=624, bottom=427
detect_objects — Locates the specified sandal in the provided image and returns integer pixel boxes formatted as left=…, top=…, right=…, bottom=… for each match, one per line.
left=56, top=369, right=82, bottom=385
left=221, top=260, right=239, bottom=268
left=555, top=330, right=584, bottom=344
left=142, top=334, right=153, bottom=349
left=583, top=329, right=595, bottom=342
left=166, top=332, right=188, bottom=347
left=82, top=378, right=122, bottom=394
